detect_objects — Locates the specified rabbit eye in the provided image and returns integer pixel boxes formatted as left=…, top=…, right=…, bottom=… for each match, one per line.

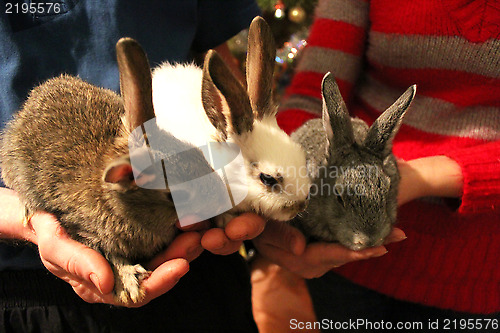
left=334, top=187, right=345, bottom=207
left=260, top=173, right=278, bottom=187
left=336, top=194, right=345, bottom=207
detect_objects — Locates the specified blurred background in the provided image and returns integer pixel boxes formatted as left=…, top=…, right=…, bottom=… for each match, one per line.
left=228, top=0, right=318, bottom=100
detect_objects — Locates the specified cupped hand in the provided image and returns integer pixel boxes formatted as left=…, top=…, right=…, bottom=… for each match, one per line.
left=28, top=211, right=203, bottom=307
left=252, top=221, right=406, bottom=279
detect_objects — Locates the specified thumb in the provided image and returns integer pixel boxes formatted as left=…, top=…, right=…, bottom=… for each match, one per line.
left=30, top=212, right=115, bottom=294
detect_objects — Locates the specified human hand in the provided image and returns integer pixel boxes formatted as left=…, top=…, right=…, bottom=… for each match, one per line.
left=397, top=156, right=463, bottom=206
left=179, top=213, right=266, bottom=255
left=253, top=221, right=406, bottom=279
left=27, top=211, right=203, bottom=307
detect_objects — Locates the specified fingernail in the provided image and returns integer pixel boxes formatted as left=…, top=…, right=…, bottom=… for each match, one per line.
left=389, top=235, right=407, bottom=243
left=89, top=273, right=103, bottom=293
left=364, top=247, right=388, bottom=259
left=373, top=249, right=388, bottom=258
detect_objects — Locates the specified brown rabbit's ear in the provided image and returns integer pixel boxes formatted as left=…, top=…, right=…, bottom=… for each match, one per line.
left=116, top=38, right=155, bottom=132
left=202, top=50, right=253, bottom=136
left=363, top=85, right=416, bottom=157
left=246, top=16, right=277, bottom=119
left=103, top=156, right=136, bottom=190
left=321, top=72, right=354, bottom=151
left=103, top=155, right=158, bottom=191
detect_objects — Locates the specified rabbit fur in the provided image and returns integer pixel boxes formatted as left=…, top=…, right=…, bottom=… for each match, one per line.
left=0, top=38, right=224, bottom=304
left=291, top=73, right=416, bottom=250
left=153, top=17, right=311, bottom=225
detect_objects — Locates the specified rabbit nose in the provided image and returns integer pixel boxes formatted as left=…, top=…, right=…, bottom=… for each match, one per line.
left=352, top=232, right=384, bottom=249
left=352, top=231, right=370, bottom=246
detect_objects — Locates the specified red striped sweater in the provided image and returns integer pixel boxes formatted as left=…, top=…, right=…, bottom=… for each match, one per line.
left=278, top=0, right=500, bottom=313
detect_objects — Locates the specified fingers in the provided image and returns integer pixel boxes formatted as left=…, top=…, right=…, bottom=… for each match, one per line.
left=384, top=227, right=407, bottom=244
left=254, top=222, right=395, bottom=279
left=253, top=221, right=306, bottom=256
left=139, top=258, right=189, bottom=304
left=201, top=213, right=267, bottom=255
left=201, top=228, right=242, bottom=255
left=146, top=232, right=203, bottom=270
left=176, top=219, right=211, bottom=231
left=31, top=212, right=114, bottom=294
left=224, top=213, right=266, bottom=240
left=68, top=258, right=190, bottom=307
left=311, top=242, right=388, bottom=267
left=29, top=211, right=193, bottom=307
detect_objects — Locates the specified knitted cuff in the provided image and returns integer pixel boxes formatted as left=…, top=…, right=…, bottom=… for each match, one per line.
left=276, top=109, right=319, bottom=135
left=444, top=141, right=500, bottom=215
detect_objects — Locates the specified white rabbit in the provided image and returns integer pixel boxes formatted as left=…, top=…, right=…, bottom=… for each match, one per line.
left=152, top=17, right=310, bottom=225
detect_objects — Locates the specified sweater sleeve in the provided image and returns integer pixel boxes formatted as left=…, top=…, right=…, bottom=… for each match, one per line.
left=277, top=0, right=371, bottom=134
left=444, top=140, right=500, bottom=215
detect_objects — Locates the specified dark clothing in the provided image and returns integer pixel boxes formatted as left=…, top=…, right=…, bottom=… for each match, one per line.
left=0, top=252, right=258, bottom=333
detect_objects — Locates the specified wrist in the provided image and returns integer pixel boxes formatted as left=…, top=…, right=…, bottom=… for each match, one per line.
left=407, top=156, right=463, bottom=199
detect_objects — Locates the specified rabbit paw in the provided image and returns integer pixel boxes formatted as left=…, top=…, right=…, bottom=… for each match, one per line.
left=112, top=263, right=151, bottom=304
left=22, top=207, right=34, bottom=228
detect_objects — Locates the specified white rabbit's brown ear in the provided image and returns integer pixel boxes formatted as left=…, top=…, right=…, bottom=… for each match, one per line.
left=322, top=72, right=354, bottom=151
left=363, top=85, right=416, bottom=157
left=116, top=38, right=155, bottom=133
left=202, top=51, right=228, bottom=140
left=202, top=50, right=254, bottom=136
left=246, top=16, right=276, bottom=120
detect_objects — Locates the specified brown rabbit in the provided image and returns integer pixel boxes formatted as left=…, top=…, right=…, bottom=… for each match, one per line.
left=0, top=38, right=223, bottom=304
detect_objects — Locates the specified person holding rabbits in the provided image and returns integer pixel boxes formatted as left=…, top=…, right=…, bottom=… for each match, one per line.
left=252, top=0, right=499, bottom=329
left=0, top=1, right=266, bottom=332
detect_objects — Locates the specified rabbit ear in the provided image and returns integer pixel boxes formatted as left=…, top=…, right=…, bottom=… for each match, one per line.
left=322, top=72, right=355, bottom=150
left=103, top=155, right=159, bottom=190
left=202, top=50, right=254, bottom=136
left=202, top=51, right=228, bottom=140
left=116, top=38, right=155, bottom=132
left=246, top=16, right=276, bottom=119
left=103, top=155, right=135, bottom=190
left=363, top=85, right=416, bottom=157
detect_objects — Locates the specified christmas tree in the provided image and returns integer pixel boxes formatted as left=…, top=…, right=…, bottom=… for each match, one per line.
left=229, top=0, right=317, bottom=99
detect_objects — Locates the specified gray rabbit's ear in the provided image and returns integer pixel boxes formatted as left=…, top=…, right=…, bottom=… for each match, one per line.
left=202, top=50, right=253, bottom=136
left=363, top=85, right=416, bottom=157
left=322, top=72, right=354, bottom=150
left=246, top=16, right=277, bottom=119
left=116, top=38, right=155, bottom=133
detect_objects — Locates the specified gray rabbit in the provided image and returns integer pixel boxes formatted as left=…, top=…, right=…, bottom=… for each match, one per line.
left=0, top=38, right=225, bottom=304
left=291, top=73, right=416, bottom=250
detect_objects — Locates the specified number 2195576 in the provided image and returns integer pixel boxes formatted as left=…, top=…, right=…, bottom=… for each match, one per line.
left=5, top=2, right=61, bottom=14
